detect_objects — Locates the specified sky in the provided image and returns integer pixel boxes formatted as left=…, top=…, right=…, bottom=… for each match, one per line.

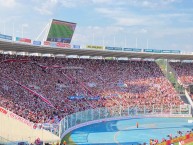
left=0, top=0, right=193, bottom=52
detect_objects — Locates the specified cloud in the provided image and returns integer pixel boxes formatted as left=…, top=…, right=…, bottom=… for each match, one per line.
left=34, top=0, right=91, bottom=15
left=92, top=0, right=114, bottom=4
left=92, top=0, right=182, bottom=8
left=33, top=0, right=183, bottom=16
left=22, top=24, right=29, bottom=27
left=0, top=0, right=17, bottom=8
left=72, top=25, right=129, bottom=47
left=170, top=44, right=193, bottom=52
left=0, top=0, right=192, bottom=51
left=34, top=0, right=58, bottom=15
left=115, top=18, right=146, bottom=26
left=91, top=0, right=182, bottom=9
left=123, top=0, right=182, bottom=9
left=136, top=28, right=148, bottom=34
left=60, top=0, right=92, bottom=7
left=60, top=0, right=76, bottom=8
left=34, top=7, right=52, bottom=15
left=95, top=7, right=149, bottom=27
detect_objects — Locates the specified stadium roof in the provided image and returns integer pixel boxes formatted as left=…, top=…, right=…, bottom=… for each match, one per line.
left=0, top=40, right=193, bottom=60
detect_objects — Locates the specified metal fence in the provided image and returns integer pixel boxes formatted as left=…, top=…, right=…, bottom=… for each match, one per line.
left=59, top=104, right=191, bottom=138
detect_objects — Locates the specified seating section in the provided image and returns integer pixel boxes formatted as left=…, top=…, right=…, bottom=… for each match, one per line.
left=0, top=54, right=183, bottom=123
left=170, top=62, right=193, bottom=99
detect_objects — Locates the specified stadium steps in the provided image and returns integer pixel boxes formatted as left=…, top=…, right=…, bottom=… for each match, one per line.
left=166, top=61, right=185, bottom=94
left=184, top=89, right=193, bottom=109
left=156, top=60, right=185, bottom=95
left=158, top=61, right=193, bottom=112
left=166, top=62, right=193, bottom=112
left=180, top=95, right=190, bottom=104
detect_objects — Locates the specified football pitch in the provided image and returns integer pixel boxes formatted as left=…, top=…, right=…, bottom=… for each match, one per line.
left=48, top=23, right=74, bottom=39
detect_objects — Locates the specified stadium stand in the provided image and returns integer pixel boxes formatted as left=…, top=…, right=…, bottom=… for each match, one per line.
left=170, top=62, right=193, bottom=86
left=170, top=62, right=193, bottom=99
left=0, top=54, right=184, bottom=125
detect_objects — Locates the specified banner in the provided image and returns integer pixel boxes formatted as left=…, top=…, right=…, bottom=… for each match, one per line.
left=0, top=107, right=8, bottom=115
left=68, top=96, right=85, bottom=100
left=104, top=94, right=120, bottom=99
left=105, top=47, right=122, bottom=51
left=117, top=83, right=127, bottom=88
left=50, top=42, right=56, bottom=47
left=181, top=135, right=193, bottom=144
left=161, top=50, right=181, bottom=54
left=155, top=133, right=193, bottom=145
left=0, top=34, right=12, bottom=40
left=124, top=48, right=142, bottom=52
left=44, top=41, right=50, bottom=46
left=86, top=45, right=104, bottom=50
left=87, top=96, right=100, bottom=101
left=143, top=49, right=161, bottom=53
left=33, top=41, right=41, bottom=45
left=0, top=107, right=33, bottom=128
left=73, top=45, right=80, bottom=49
left=56, top=42, right=71, bottom=48
left=16, top=37, right=31, bottom=43
left=8, top=112, right=34, bottom=128
left=5, top=75, right=56, bottom=109
left=2, top=59, right=29, bottom=63
left=143, top=49, right=180, bottom=54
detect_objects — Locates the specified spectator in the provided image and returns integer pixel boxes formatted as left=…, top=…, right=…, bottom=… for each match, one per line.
left=0, top=54, right=183, bottom=124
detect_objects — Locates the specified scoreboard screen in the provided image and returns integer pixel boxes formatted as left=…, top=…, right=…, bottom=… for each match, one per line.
left=47, top=19, right=76, bottom=43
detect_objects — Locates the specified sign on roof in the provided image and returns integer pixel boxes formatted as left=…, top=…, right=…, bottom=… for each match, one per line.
left=0, top=34, right=12, bottom=40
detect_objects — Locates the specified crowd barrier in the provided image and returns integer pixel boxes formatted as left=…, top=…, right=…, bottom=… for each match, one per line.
left=59, top=104, right=192, bottom=138
left=1, top=104, right=192, bottom=139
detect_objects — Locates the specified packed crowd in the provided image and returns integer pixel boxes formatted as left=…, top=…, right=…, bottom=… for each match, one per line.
left=170, top=62, right=193, bottom=86
left=0, top=54, right=183, bottom=123
left=170, top=62, right=193, bottom=99
left=150, top=130, right=193, bottom=145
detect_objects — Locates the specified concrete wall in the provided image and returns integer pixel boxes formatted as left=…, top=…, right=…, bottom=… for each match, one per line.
left=0, top=111, right=60, bottom=144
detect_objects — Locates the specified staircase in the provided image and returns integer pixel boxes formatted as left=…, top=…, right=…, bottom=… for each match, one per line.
left=156, top=60, right=193, bottom=106
left=180, top=95, right=190, bottom=104
left=166, top=61, right=193, bottom=111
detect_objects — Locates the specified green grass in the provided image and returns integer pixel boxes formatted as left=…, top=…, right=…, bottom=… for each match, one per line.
left=185, top=142, right=193, bottom=145
left=61, top=132, right=77, bottom=145
left=171, top=141, right=193, bottom=145
left=48, top=23, right=74, bottom=38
